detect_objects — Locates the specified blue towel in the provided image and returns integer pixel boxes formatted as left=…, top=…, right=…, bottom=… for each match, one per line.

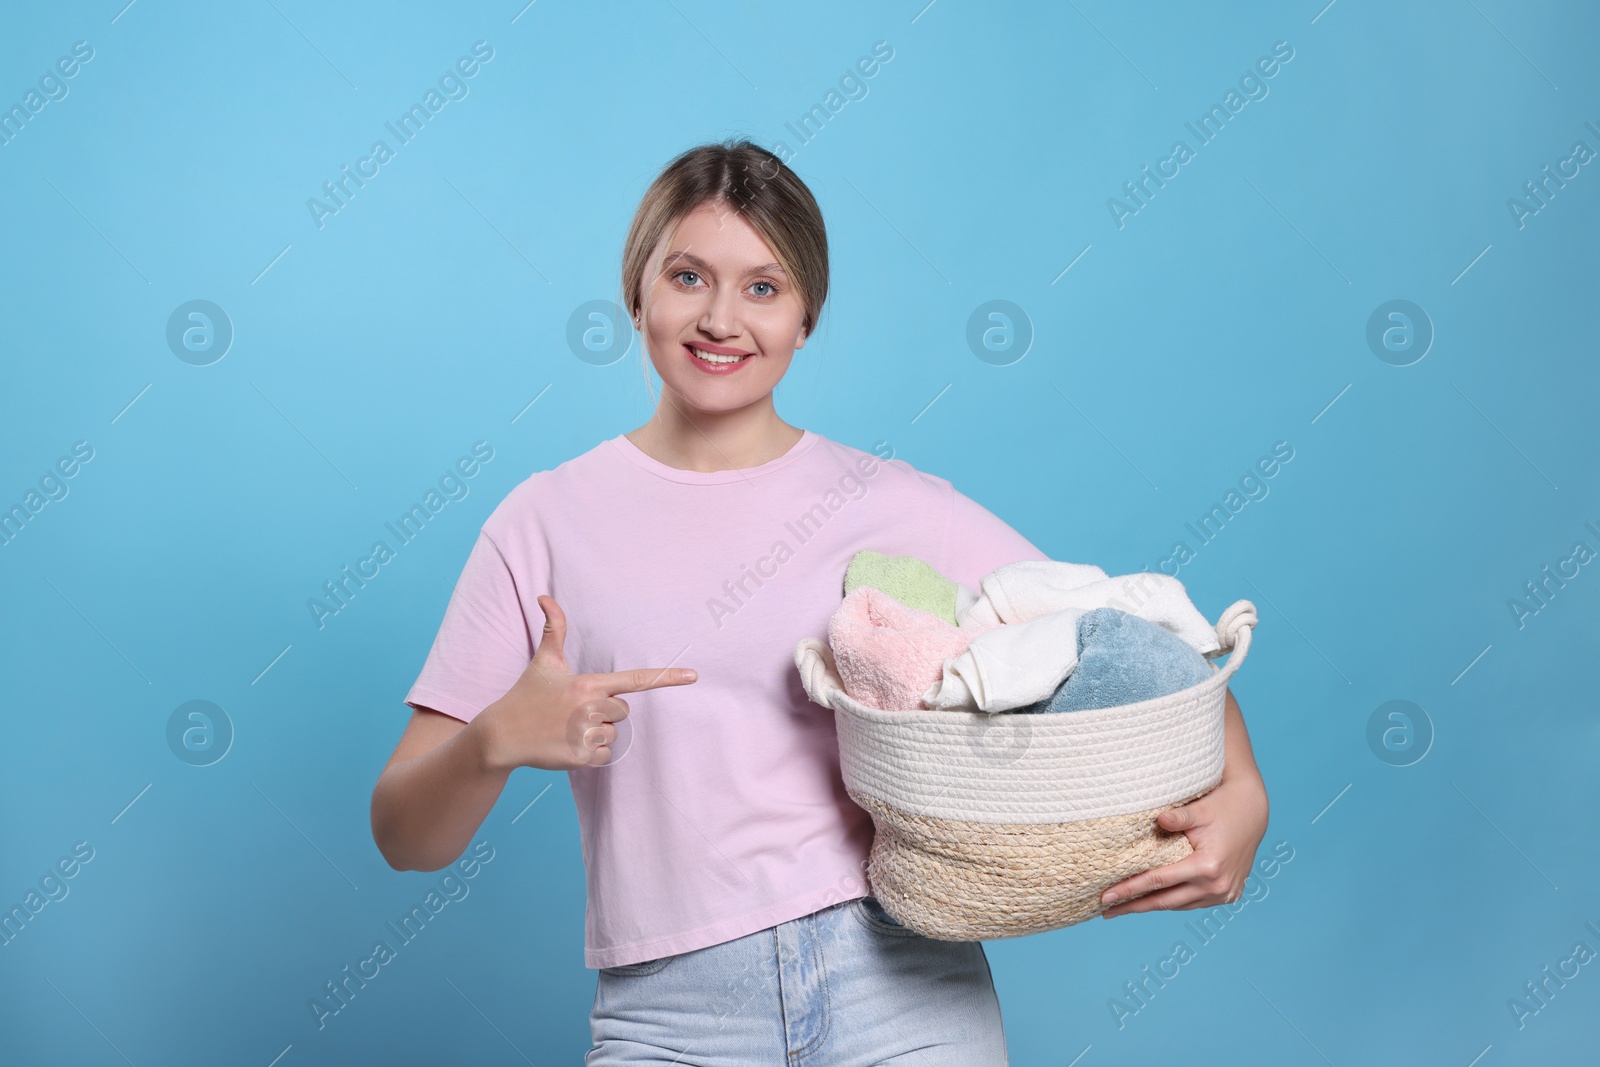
left=1017, top=607, right=1213, bottom=714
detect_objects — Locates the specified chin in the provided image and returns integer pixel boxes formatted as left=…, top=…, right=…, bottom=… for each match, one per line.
left=673, top=389, right=762, bottom=411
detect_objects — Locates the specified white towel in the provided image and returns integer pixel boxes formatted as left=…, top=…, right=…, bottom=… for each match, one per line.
left=957, top=560, right=1110, bottom=628
left=957, top=561, right=1219, bottom=650
left=921, top=605, right=1087, bottom=712
left=925, top=561, right=1221, bottom=713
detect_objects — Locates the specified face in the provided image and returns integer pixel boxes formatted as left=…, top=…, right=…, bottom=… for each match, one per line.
left=634, top=199, right=808, bottom=414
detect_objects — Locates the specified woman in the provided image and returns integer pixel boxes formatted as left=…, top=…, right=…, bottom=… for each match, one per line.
left=370, top=138, right=1269, bottom=1064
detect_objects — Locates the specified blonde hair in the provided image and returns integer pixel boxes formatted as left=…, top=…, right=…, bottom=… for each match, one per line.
left=620, top=138, right=829, bottom=343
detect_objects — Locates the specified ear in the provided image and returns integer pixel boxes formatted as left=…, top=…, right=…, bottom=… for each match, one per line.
left=795, top=326, right=808, bottom=350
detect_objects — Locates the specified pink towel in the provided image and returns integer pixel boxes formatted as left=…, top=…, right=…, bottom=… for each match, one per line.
left=828, top=586, right=999, bottom=710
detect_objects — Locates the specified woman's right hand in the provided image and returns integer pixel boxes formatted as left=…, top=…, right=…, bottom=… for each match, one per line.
left=475, top=594, right=699, bottom=772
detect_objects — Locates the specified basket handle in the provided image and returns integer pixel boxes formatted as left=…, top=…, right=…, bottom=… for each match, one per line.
left=794, top=636, right=845, bottom=709
left=1205, top=599, right=1258, bottom=682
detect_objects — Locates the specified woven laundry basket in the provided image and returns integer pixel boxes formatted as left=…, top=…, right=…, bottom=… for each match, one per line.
left=793, top=599, right=1258, bottom=941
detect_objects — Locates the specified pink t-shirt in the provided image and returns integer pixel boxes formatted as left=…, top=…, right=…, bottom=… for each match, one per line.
left=403, top=428, right=1049, bottom=968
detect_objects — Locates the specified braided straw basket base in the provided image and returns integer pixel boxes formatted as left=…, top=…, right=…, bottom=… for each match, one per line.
left=852, top=786, right=1213, bottom=941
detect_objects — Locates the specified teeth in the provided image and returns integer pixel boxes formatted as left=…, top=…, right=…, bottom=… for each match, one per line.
left=690, top=346, right=747, bottom=364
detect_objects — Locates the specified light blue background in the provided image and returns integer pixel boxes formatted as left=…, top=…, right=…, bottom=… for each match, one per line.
left=3, top=1, right=1597, bottom=1063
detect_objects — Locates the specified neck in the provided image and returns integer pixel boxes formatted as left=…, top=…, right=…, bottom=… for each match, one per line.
left=626, top=396, right=803, bottom=473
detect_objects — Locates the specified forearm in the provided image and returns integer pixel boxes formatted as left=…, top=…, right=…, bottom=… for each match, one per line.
left=1220, top=687, right=1263, bottom=787
left=371, top=712, right=513, bottom=872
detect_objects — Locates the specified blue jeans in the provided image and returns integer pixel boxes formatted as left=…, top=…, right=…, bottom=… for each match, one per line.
left=586, top=896, right=1009, bottom=1065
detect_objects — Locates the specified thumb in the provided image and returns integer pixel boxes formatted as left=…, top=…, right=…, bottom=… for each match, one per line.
left=532, top=594, right=569, bottom=670
left=1158, top=805, right=1195, bottom=831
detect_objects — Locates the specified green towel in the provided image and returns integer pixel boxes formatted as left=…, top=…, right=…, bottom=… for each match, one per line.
left=843, top=550, right=960, bottom=624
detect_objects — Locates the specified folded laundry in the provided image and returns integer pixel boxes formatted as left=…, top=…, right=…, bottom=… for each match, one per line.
left=1016, top=607, right=1214, bottom=714
left=843, top=550, right=961, bottom=625
left=825, top=553, right=1219, bottom=716
left=828, top=586, right=1000, bottom=711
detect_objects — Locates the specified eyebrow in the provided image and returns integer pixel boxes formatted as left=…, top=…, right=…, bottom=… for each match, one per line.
left=662, top=250, right=787, bottom=277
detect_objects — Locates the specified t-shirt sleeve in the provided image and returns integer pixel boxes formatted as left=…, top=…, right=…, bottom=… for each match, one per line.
left=402, top=527, right=539, bottom=724
left=939, top=481, right=1052, bottom=590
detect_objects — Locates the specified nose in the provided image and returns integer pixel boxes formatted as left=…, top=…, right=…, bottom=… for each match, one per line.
left=698, top=283, right=741, bottom=340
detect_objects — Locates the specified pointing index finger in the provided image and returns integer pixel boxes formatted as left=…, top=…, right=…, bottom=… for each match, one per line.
left=598, top=666, right=699, bottom=695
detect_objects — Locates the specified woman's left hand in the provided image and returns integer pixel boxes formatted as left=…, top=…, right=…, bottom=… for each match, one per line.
left=1097, top=767, right=1270, bottom=918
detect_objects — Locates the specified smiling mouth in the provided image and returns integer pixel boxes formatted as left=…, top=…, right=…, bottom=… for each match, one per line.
left=685, top=344, right=752, bottom=365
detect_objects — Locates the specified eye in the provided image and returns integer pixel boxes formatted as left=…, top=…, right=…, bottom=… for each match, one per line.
left=673, top=269, right=703, bottom=287
left=749, top=280, right=779, bottom=298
